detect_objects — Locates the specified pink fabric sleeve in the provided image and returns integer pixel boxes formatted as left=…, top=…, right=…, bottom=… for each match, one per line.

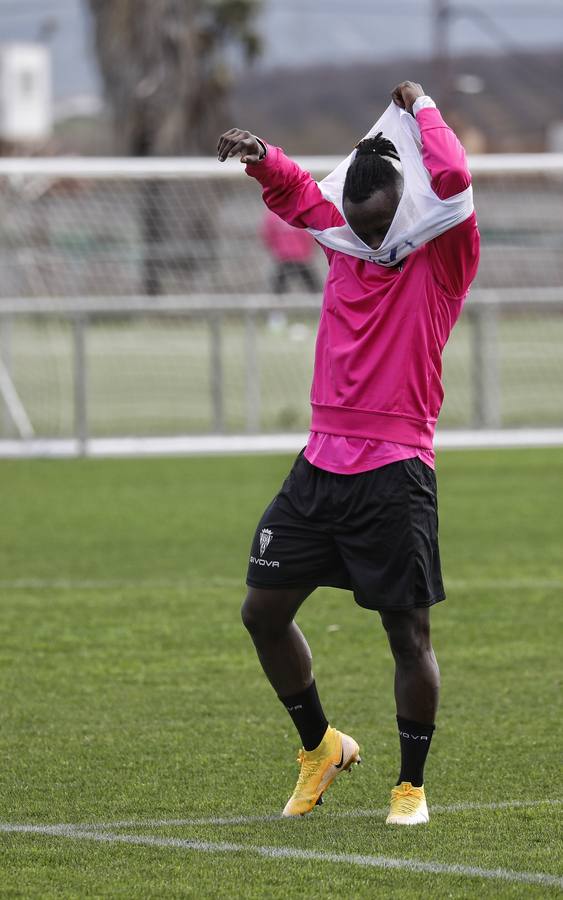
left=417, top=108, right=480, bottom=298
left=245, top=144, right=344, bottom=232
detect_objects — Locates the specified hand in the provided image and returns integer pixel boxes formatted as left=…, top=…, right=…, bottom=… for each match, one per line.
left=391, top=81, right=425, bottom=115
left=217, top=128, right=264, bottom=163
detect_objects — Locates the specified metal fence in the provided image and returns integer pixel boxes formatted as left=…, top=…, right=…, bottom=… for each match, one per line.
left=0, top=289, right=561, bottom=457
left=0, top=154, right=562, bottom=455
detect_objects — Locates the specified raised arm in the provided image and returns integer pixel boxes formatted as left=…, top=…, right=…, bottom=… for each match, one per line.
left=217, top=128, right=343, bottom=232
left=393, top=82, right=480, bottom=298
left=419, top=105, right=480, bottom=299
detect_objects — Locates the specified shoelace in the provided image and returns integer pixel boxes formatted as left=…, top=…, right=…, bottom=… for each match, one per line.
left=294, top=749, right=322, bottom=790
left=391, top=784, right=422, bottom=814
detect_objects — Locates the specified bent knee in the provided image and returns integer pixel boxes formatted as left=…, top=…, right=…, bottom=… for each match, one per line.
left=241, top=586, right=312, bottom=639
left=381, top=610, right=432, bottom=660
left=241, top=594, right=262, bottom=635
left=241, top=590, right=291, bottom=639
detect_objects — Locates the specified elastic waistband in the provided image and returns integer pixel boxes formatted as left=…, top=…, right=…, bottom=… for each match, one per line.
left=310, top=403, right=435, bottom=450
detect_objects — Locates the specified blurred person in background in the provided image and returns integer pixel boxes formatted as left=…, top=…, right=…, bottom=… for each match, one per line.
left=261, top=208, right=321, bottom=294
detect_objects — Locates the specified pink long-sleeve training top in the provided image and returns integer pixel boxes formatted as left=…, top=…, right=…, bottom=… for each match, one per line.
left=246, top=105, right=480, bottom=474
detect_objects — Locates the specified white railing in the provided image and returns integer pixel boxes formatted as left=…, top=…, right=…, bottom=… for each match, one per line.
left=1, top=154, right=562, bottom=178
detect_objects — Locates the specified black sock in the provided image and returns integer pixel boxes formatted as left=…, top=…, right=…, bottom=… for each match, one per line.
left=396, top=716, right=435, bottom=787
left=279, top=681, right=329, bottom=751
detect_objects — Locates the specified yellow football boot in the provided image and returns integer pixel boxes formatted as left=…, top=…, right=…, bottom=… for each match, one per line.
left=386, top=781, right=429, bottom=825
left=282, top=725, right=361, bottom=817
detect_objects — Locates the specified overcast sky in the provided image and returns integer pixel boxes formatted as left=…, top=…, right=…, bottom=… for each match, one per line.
left=0, top=0, right=561, bottom=100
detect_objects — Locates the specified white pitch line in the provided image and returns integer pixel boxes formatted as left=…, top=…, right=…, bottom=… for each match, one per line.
left=1, top=822, right=562, bottom=889
left=0, top=577, right=242, bottom=591
left=0, top=577, right=561, bottom=592
left=68, top=798, right=563, bottom=831
left=448, top=578, right=563, bottom=592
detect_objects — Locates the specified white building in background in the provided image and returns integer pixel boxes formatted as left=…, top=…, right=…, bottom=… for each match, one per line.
left=0, top=43, right=52, bottom=143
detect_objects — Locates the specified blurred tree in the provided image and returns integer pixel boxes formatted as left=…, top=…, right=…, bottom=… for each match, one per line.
left=87, top=0, right=261, bottom=294
left=87, top=0, right=262, bottom=155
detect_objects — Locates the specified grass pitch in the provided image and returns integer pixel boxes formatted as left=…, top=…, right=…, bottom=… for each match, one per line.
left=0, top=448, right=561, bottom=898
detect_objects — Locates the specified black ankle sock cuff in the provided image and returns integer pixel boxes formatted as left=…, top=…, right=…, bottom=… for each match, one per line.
left=279, top=680, right=329, bottom=751
left=396, top=716, right=435, bottom=787
left=279, top=684, right=313, bottom=707
left=397, top=715, right=435, bottom=735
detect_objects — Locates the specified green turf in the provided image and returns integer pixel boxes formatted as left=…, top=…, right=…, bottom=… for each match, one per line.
left=0, top=449, right=562, bottom=897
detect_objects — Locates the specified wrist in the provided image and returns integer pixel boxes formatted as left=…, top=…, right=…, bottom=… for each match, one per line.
left=412, top=95, right=436, bottom=116
left=256, top=138, right=267, bottom=160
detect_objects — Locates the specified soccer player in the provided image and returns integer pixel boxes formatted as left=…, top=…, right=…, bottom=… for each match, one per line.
left=261, top=208, right=321, bottom=295
left=218, top=81, right=480, bottom=824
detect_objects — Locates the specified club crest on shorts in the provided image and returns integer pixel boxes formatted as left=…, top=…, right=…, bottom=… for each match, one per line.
left=259, top=528, right=273, bottom=557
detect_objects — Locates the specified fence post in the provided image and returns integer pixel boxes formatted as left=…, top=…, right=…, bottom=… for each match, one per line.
left=73, top=314, right=88, bottom=455
left=0, top=315, right=13, bottom=437
left=245, top=311, right=260, bottom=434
left=209, top=313, right=224, bottom=433
left=472, top=302, right=501, bottom=429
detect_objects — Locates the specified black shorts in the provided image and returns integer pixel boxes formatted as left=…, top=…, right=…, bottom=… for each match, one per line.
left=246, top=451, right=445, bottom=612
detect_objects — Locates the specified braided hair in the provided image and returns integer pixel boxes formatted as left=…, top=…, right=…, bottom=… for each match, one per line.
left=343, top=132, right=401, bottom=205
